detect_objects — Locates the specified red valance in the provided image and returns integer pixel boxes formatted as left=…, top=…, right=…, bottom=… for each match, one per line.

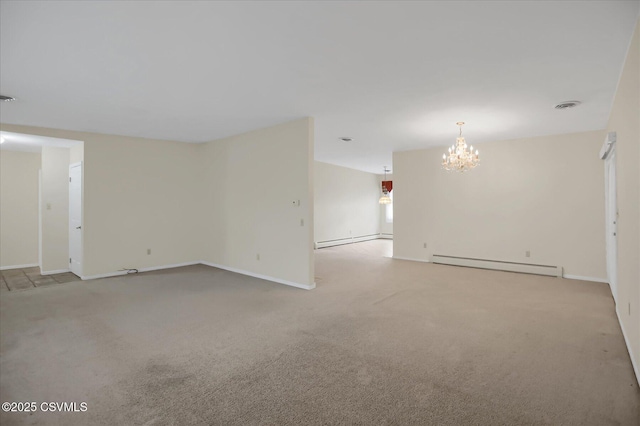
left=382, top=181, right=393, bottom=192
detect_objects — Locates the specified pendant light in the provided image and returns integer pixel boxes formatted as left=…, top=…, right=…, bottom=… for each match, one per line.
left=379, top=167, right=392, bottom=205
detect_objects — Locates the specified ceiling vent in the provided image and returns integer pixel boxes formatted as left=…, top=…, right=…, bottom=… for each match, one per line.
left=339, top=137, right=353, bottom=142
left=554, top=101, right=581, bottom=109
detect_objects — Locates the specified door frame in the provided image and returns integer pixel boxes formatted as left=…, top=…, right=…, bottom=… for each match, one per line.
left=600, top=132, right=617, bottom=303
left=69, top=161, right=83, bottom=277
left=38, top=169, right=43, bottom=272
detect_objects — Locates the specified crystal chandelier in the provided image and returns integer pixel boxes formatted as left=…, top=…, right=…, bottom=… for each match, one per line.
left=379, top=167, right=391, bottom=205
left=442, top=122, right=479, bottom=172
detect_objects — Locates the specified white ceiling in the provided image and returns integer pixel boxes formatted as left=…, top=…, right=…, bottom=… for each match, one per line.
left=1, top=1, right=638, bottom=173
left=0, top=131, right=82, bottom=153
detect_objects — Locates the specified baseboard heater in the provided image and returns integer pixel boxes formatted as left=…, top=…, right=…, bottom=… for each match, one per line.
left=315, top=234, right=382, bottom=249
left=431, top=254, right=563, bottom=277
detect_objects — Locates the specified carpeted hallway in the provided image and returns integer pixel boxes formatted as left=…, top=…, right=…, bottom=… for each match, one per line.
left=0, top=240, right=638, bottom=425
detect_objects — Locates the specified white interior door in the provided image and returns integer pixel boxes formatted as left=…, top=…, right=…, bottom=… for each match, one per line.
left=69, top=163, right=83, bottom=277
left=604, top=146, right=618, bottom=303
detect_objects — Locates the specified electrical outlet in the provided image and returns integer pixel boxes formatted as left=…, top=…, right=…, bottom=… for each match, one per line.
left=300, top=219, right=304, bottom=226
left=256, top=253, right=260, bottom=261
left=526, top=250, right=530, bottom=257
left=46, top=203, right=51, bottom=210
left=147, top=249, right=151, bottom=255
left=423, top=243, right=427, bottom=249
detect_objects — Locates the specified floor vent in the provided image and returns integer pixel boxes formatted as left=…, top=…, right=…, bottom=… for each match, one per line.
left=431, top=255, right=562, bottom=277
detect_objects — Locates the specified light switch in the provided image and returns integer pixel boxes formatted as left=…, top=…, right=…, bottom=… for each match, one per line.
left=46, top=203, right=51, bottom=210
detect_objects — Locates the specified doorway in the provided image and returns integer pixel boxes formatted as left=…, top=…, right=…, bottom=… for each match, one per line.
left=69, top=162, right=83, bottom=277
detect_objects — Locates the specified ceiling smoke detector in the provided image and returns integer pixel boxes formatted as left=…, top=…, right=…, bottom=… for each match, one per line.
left=0, top=95, right=16, bottom=102
left=554, top=101, right=581, bottom=110
left=339, top=137, right=353, bottom=142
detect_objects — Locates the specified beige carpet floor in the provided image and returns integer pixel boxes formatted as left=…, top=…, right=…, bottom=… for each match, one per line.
left=0, top=240, right=638, bottom=425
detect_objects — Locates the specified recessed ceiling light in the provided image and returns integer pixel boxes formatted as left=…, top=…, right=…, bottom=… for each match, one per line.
left=339, top=137, right=353, bottom=142
left=554, top=101, right=581, bottom=109
left=0, top=95, right=16, bottom=102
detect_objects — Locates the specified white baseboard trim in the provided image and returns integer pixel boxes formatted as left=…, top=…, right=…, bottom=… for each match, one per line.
left=315, top=234, right=380, bottom=249
left=616, top=307, right=639, bottom=386
left=379, top=233, right=394, bottom=240
left=392, top=256, right=429, bottom=263
left=201, top=261, right=315, bottom=290
left=81, top=270, right=128, bottom=280
left=81, top=261, right=200, bottom=281
left=432, top=255, right=562, bottom=278
left=137, top=261, right=200, bottom=273
left=81, top=260, right=314, bottom=291
left=41, top=268, right=70, bottom=275
left=0, top=263, right=39, bottom=271
left=563, top=274, right=608, bottom=283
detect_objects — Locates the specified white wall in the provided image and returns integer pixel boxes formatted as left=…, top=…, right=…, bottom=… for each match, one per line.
left=393, top=130, right=606, bottom=280
left=41, top=146, right=71, bottom=272
left=70, top=143, right=84, bottom=164
left=201, top=118, right=314, bottom=288
left=605, top=18, right=639, bottom=381
left=82, top=135, right=203, bottom=276
left=314, top=161, right=381, bottom=244
left=378, top=173, right=393, bottom=236
left=0, top=150, right=41, bottom=268
left=0, top=120, right=315, bottom=288
left=0, top=125, right=204, bottom=278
